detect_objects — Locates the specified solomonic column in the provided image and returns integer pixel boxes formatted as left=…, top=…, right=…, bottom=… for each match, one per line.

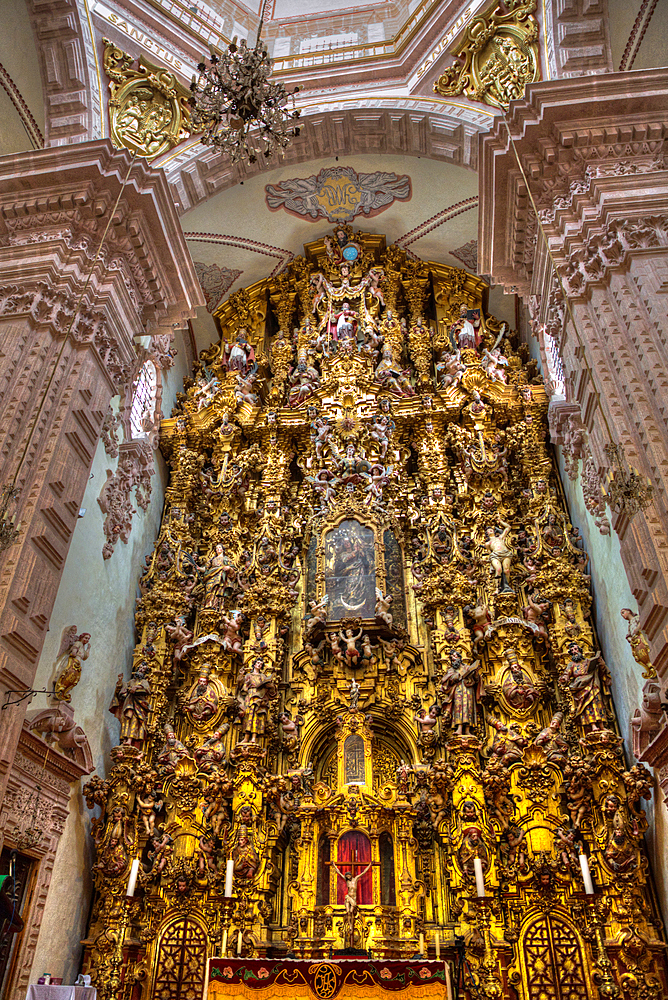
left=0, top=140, right=202, bottom=809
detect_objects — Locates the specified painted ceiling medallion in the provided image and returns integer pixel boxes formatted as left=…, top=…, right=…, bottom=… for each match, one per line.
left=434, top=0, right=540, bottom=111
left=103, top=39, right=193, bottom=159
left=265, top=166, right=412, bottom=223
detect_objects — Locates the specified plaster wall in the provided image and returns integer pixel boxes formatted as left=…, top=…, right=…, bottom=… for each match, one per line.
left=25, top=341, right=189, bottom=986
left=522, top=324, right=668, bottom=925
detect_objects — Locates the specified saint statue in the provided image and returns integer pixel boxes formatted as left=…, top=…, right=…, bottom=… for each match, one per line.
left=185, top=667, right=220, bottom=723
left=109, top=660, right=151, bottom=745
left=559, top=642, right=610, bottom=731
left=440, top=649, right=481, bottom=735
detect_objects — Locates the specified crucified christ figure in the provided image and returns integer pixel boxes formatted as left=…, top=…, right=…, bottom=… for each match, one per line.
left=331, top=860, right=373, bottom=943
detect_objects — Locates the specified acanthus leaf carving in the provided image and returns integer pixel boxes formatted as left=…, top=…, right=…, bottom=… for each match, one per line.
left=98, top=440, right=155, bottom=559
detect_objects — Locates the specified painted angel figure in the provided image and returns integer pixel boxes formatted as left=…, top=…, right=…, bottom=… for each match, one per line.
left=363, top=463, right=396, bottom=506
left=53, top=626, right=91, bottom=702
left=375, top=588, right=393, bottom=628
left=306, top=468, right=339, bottom=507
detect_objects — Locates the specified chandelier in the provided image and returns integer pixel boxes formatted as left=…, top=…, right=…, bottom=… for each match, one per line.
left=603, top=443, right=654, bottom=518
left=189, top=13, right=301, bottom=165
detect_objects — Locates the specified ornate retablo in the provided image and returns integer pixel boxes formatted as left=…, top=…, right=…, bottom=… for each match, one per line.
left=81, top=228, right=668, bottom=1000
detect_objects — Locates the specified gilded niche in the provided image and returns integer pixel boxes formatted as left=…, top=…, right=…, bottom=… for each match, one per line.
left=102, top=39, right=193, bottom=159
left=433, top=0, right=540, bottom=111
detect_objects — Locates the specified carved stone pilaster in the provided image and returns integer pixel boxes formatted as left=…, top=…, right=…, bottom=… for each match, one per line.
left=479, top=69, right=668, bottom=664
left=0, top=140, right=203, bottom=815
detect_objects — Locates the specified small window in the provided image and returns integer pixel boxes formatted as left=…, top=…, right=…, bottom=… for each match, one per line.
left=130, top=360, right=157, bottom=438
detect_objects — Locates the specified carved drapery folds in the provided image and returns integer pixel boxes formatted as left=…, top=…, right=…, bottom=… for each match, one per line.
left=79, top=228, right=667, bottom=998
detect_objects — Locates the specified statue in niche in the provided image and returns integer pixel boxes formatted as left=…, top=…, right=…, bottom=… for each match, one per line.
left=450, top=303, right=481, bottom=352
left=110, top=660, right=151, bottom=745
left=559, top=642, right=611, bottom=731
left=185, top=666, right=220, bottom=723
left=484, top=521, right=514, bottom=592
left=325, top=520, right=376, bottom=620
left=233, top=825, right=260, bottom=879
left=440, top=649, right=482, bottom=735
left=501, top=649, right=540, bottom=711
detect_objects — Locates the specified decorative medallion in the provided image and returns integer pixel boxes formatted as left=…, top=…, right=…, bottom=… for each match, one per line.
left=433, top=0, right=540, bottom=111
left=265, top=166, right=412, bottom=223
left=103, top=39, right=194, bottom=159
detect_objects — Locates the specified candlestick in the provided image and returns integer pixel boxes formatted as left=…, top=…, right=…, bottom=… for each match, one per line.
left=419, top=932, right=424, bottom=956
left=435, top=933, right=440, bottom=961
left=126, top=858, right=140, bottom=898
left=225, top=859, right=234, bottom=897
left=579, top=851, right=594, bottom=895
left=473, top=857, right=486, bottom=898
left=445, top=963, right=453, bottom=1000
left=237, top=929, right=243, bottom=956
left=222, top=928, right=228, bottom=957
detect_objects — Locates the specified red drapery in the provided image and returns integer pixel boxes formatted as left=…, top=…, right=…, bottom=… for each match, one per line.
left=336, top=831, right=372, bottom=905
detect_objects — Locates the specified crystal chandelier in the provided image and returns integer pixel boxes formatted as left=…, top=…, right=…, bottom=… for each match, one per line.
left=603, top=443, right=654, bottom=518
left=189, top=10, right=301, bottom=165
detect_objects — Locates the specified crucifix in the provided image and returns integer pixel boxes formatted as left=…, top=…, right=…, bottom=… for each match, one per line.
left=325, top=860, right=381, bottom=944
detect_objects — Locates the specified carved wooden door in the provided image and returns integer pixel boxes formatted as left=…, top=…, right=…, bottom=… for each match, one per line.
left=522, top=914, right=591, bottom=1000
left=153, top=917, right=207, bottom=1000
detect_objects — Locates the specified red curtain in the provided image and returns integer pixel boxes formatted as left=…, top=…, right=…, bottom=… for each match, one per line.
left=336, top=831, right=372, bottom=905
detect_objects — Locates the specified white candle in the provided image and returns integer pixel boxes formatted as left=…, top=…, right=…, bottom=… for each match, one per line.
left=237, top=929, right=243, bottom=956
left=435, top=933, right=440, bottom=960
left=222, top=928, right=228, bottom=956
left=126, top=858, right=140, bottom=897
left=225, top=859, right=234, bottom=897
left=579, top=852, right=594, bottom=895
left=419, top=932, right=424, bottom=956
left=473, top=858, right=486, bottom=898
left=445, top=963, right=453, bottom=1000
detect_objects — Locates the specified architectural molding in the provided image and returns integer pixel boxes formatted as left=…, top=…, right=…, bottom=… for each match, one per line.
left=479, top=69, right=668, bottom=665
left=0, top=61, right=44, bottom=149
left=27, top=0, right=103, bottom=146
left=169, top=107, right=482, bottom=215
left=543, top=0, right=613, bottom=80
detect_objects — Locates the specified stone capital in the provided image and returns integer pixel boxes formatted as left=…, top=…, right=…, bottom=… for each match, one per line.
left=478, top=68, right=668, bottom=297
left=0, top=139, right=203, bottom=344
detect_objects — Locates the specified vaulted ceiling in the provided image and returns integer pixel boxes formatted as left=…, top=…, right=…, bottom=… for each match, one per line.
left=0, top=0, right=666, bottom=351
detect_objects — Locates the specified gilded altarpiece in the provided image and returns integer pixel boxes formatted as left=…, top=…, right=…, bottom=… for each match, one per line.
left=82, top=228, right=668, bottom=1000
